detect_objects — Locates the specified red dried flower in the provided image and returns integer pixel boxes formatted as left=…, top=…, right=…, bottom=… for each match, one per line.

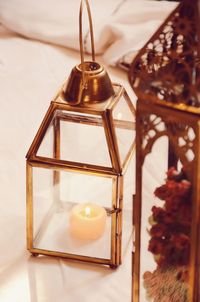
left=149, top=166, right=192, bottom=268
left=160, top=234, right=190, bottom=266
left=167, top=166, right=189, bottom=181
left=174, top=234, right=190, bottom=250
left=162, top=211, right=177, bottom=224
left=167, top=166, right=182, bottom=180
left=178, top=203, right=192, bottom=224
left=152, top=206, right=166, bottom=222
left=148, top=237, right=167, bottom=255
left=165, top=195, right=183, bottom=211
left=150, top=223, right=169, bottom=238
left=155, top=179, right=191, bottom=200
left=154, top=184, right=171, bottom=200
left=168, top=179, right=191, bottom=196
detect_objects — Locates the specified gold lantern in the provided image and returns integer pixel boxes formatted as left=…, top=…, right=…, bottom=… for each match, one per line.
left=129, top=0, right=200, bottom=301
left=26, top=0, right=135, bottom=268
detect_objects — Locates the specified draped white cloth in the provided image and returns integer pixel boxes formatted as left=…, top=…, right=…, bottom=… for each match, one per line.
left=0, top=0, right=177, bottom=63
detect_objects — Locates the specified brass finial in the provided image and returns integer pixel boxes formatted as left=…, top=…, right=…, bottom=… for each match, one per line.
left=62, top=0, right=114, bottom=105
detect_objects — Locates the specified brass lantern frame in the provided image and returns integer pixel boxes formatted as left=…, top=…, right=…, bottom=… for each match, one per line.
left=26, top=82, right=135, bottom=267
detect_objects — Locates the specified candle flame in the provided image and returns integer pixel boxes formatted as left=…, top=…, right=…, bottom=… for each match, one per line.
left=85, top=206, right=91, bottom=217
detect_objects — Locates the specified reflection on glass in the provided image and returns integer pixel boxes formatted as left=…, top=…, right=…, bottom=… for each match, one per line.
left=112, top=96, right=135, bottom=165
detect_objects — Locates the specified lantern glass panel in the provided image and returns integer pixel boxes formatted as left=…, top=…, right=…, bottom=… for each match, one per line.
left=37, top=109, right=112, bottom=167
left=36, top=120, right=54, bottom=159
left=138, top=124, right=193, bottom=302
left=121, top=155, right=135, bottom=255
left=124, top=155, right=135, bottom=211
left=32, top=166, right=114, bottom=260
left=112, top=96, right=135, bottom=165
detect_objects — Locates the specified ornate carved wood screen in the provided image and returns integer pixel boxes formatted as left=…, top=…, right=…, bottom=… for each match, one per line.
left=129, top=0, right=200, bottom=301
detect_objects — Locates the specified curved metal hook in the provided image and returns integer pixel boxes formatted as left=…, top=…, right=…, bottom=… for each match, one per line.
left=79, top=0, right=96, bottom=87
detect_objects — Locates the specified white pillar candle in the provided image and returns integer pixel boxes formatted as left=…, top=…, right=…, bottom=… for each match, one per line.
left=69, top=203, right=107, bottom=240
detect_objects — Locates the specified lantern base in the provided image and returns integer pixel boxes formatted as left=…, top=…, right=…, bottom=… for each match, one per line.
left=109, top=264, right=118, bottom=270
left=28, top=200, right=133, bottom=267
left=31, top=253, right=39, bottom=257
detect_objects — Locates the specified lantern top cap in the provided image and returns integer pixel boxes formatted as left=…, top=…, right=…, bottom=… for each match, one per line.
left=129, top=0, right=200, bottom=115
left=62, top=60, right=115, bottom=105
left=77, top=62, right=102, bottom=73
left=62, top=0, right=115, bottom=105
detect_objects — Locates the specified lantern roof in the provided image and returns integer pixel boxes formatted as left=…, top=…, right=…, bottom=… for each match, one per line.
left=26, top=0, right=136, bottom=175
left=129, top=0, right=200, bottom=115
left=26, top=83, right=135, bottom=175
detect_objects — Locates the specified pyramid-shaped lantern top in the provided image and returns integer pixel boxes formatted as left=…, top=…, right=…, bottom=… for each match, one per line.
left=26, top=0, right=135, bottom=174
left=129, top=0, right=200, bottom=115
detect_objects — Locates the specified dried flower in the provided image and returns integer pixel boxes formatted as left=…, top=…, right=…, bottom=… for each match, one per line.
left=154, top=184, right=171, bottom=200
left=167, top=166, right=185, bottom=181
left=148, top=166, right=192, bottom=268
left=143, top=266, right=189, bottom=302
left=152, top=206, right=166, bottom=222
left=148, top=237, right=167, bottom=255
left=150, top=223, right=169, bottom=238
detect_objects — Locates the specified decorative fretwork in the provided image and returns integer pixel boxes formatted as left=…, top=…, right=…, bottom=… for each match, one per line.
left=140, top=113, right=196, bottom=170
left=132, top=2, right=200, bottom=302
left=140, top=114, right=167, bottom=160
left=129, top=0, right=200, bottom=109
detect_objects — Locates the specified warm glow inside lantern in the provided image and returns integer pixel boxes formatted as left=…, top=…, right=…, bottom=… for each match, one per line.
left=26, top=0, right=135, bottom=268
left=129, top=0, right=200, bottom=301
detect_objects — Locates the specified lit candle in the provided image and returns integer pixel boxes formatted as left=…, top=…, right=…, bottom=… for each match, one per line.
left=69, top=203, right=107, bottom=240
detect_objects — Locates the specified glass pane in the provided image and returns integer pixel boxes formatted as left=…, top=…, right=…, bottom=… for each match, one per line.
left=121, top=154, right=135, bottom=259
left=37, top=121, right=54, bottom=159
left=32, top=166, right=113, bottom=260
left=112, top=96, right=135, bottom=165
left=140, top=134, right=192, bottom=302
left=37, top=110, right=112, bottom=167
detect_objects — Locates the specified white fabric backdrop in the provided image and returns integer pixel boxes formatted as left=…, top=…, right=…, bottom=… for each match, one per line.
left=0, top=0, right=177, bottom=63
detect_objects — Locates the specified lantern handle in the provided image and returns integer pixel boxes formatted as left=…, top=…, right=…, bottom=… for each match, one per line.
left=79, top=0, right=96, bottom=87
